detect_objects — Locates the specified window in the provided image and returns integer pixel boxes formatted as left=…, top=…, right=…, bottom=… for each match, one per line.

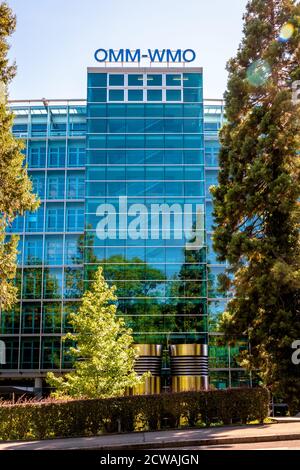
left=66, top=207, right=84, bottom=231
left=21, top=339, right=40, bottom=369
left=204, top=122, right=220, bottom=132
left=48, top=147, right=66, bottom=167
left=26, top=206, right=44, bottom=232
left=128, top=74, right=143, bottom=86
left=184, top=119, right=202, bottom=133
left=107, top=150, right=125, bottom=164
left=43, top=304, right=61, bottom=333
left=205, top=146, right=219, bottom=167
left=45, top=237, right=63, bottom=265
left=147, top=75, right=162, bottom=86
left=127, top=104, right=144, bottom=117
left=22, top=304, right=41, bottom=333
left=126, top=119, right=145, bottom=133
left=107, top=119, right=125, bottom=133
left=165, top=135, right=183, bottom=148
left=47, top=176, right=65, bottom=199
left=109, top=74, right=124, bottom=86
left=145, top=104, right=164, bottom=117
left=107, top=135, right=125, bottom=148
left=88, top=150, right=107, bottom=164
left=147, top=90, right=162, bottom=102
left=68, top=147, right=85, bottom=167
left=64, top=268, right=83, bottom=298
left=62, top=303, right=77, bottom=333
left=41, top=338, right=61, bottom=368
left=7, top=215, right=24, bottom=233
left=88, top=73, right=107, bottom=87
left=146, top=166, right=163, bottom=180
left=128, top=90, right=143, bottom=102
left=185, top=181, right=204, bottom=196
left=185, top=166, right=204, bottom=180
left=145, top=134, right=164, bottom=148
left=184, top=150, right=204, bottom=165
left=1, top=307, right=20, bottom=335
left=62, top=340, right=74, bottom=367
left=44, top=268, right=63, bottom=299
left=31, top=174, right=45, bottom=199
left=46, top=206, right=64, bottom=232
left=183, top=73, right=203, bottom=88
left=28, top=147, right=46, bottom=168
left=165, top=104, right=183, bottom=117
left=12, top=124, right=27, bottom=136
left=206, top=202, right=214, bottom=231
left=31, top=123, right=47, bottom=137
left=166, top=74, right=181, bottom=86
left=67, top=175, right=84, bottom=199
left=164, top=120, right=182, bottom=133
left=88, top=104, right=106, bottom=118
left=205, top=169, right=218, bottom=195
left=88, top=119, right=106, bottom=133
left=183, top=88, right=202, bottom=103
left=109, top=90, right=124, bottom=101
left=24, top=237, right=43, bottom=265
left=166, top=90, right=181, bottom=102
left=50, top=122, right=66, bottom=136
left=107, top=104, right=127, bottom=117
left=208, top=267, right=227, bottom=298
left=145, top=119, right=164, bottom=133
left=88, top=88, right=106, bottom=102
left=65, top=237, right=82, bottom=265
left=69, top=121, right=86, bottom=136
left=184, top=134, right=203, bottom=148
left=23, top=268, right=42, bottom=299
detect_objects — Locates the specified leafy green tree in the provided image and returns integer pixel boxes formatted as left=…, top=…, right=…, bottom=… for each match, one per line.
left=47, top=267, right=146, bottom=398
left=212, top=0, right=300, bottom=411
left=0, top=2, right=38, bottom=309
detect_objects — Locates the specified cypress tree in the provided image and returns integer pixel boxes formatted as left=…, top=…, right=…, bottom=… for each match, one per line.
left=212, top=0, right=300, bottom=412
left=0, top=2, right=38, bottom=309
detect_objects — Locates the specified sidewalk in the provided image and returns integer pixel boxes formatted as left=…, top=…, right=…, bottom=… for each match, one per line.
left=1, top=422, right=300, bottom=450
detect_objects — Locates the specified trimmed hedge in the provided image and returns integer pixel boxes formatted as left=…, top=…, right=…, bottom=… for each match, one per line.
left=0, top=388, right=269, bottom=441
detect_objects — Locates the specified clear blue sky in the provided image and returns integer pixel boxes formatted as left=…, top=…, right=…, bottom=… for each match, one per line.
left=7, top=0, right=248, bottom=100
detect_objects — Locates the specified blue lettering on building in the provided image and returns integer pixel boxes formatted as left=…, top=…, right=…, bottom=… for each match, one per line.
left=94, top=49, right=196, bottom=63
left=147, top=49, right=166, bottom=62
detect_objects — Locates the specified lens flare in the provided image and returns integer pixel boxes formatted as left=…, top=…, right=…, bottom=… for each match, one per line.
left=279, top=22, right=295, bottom=42
left=246, top=60, right=271, bottom=87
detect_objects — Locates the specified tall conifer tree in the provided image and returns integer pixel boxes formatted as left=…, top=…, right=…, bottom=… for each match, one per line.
left=0, top=2, right=38, bottom=309
left=212, top=0, right=300, bottom=411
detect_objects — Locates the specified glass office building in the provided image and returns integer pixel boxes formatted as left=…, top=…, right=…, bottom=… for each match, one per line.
left=0, top=67, right=251, bottom=394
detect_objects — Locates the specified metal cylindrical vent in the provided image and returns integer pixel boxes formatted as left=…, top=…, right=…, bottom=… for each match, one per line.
left=170, top=344, right=209, bottom=392
left=131, top=344, right=162, bottom=395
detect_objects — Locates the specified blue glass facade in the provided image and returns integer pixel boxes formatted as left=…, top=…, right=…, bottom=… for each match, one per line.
left=0, top=67, right=252, bottom=393
left=86, top=70, right=206, bottom=352
left=1, top=102, right=86, bottom=376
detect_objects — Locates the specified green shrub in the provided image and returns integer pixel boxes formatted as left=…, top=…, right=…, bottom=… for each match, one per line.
left=0, top=388, right=269, bottom=441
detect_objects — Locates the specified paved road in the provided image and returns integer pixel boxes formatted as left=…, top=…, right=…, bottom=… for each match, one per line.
left=174, top=440, right=300, bottom=450
left=1, top=422, right=300, bottom=450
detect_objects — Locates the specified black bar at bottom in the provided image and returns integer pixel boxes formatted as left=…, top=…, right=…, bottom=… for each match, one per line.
left=0, top=449, right=297, bottom=469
